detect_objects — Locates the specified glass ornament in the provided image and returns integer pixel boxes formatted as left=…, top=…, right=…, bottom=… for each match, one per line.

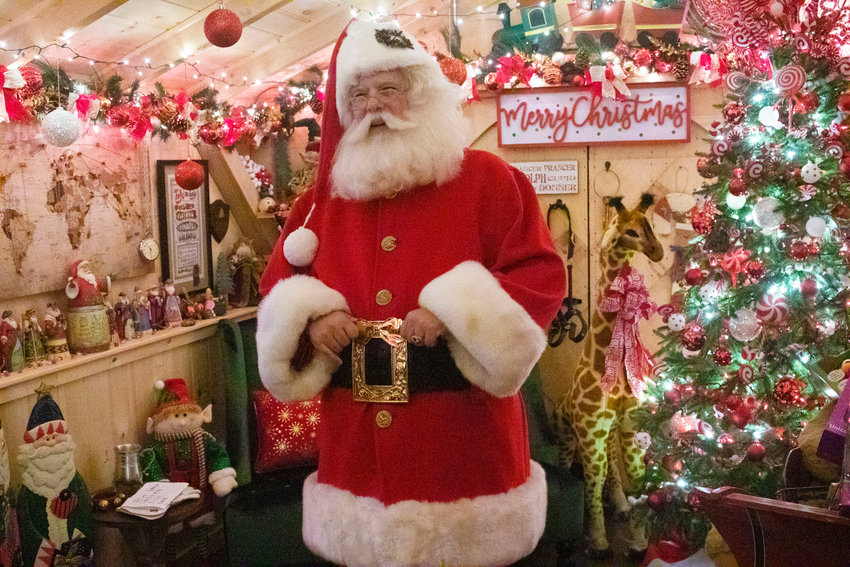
left=729, top=308, right=761, bottom=342
left=753, top=197, right=784, bottom=230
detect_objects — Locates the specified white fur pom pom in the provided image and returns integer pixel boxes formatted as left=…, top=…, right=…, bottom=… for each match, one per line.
left=283, top=227, right=319, bottom=267
left=155, top=380, right=165, bottom=390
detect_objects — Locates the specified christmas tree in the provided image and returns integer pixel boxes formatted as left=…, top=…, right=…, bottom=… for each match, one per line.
left=633, top=0, right=850, bottom=551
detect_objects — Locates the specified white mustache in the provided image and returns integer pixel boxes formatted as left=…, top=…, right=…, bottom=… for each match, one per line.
left=346, top=111, right=417, bottom=142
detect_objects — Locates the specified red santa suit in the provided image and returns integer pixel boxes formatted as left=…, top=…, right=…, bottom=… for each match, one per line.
left=64, top=260, right=110, bottom=308
left=257, top=20, right=566, bottom=567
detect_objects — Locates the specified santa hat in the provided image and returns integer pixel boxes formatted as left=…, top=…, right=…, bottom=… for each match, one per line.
left=69, top=259, right=85, bottom=277
left=333, top=20, right=435, bottom=118
left=23, top=392, right=69, bottom=443
left=151, top=378, right=200, bottom=421
left=282, top=19, right=437, bottom=267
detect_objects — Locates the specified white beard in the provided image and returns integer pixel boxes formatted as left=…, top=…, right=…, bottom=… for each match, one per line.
left=78, top=271, right=97, bottom=287
left=18, top=439, right=77, bottom=500
left=331, top=102, right=467, bottom=200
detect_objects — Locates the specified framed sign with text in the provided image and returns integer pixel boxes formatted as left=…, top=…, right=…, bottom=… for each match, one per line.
left=497, top=83, right=690, bottom=147
left=511, top=160, right=578, bottom=194
left=156, top=160, right=213, bottom=293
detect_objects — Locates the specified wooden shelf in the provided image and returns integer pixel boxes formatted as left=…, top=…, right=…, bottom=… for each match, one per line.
left=0, top=307, right=257, bottom=404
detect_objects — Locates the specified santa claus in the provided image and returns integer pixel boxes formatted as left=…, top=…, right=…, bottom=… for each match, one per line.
left=64, top=260, right=110, bottom=309
left=256, top=19, right=565, bottom=567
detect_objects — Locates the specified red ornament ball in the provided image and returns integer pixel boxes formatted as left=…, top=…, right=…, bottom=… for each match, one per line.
left=797, top=90, right=820, bottom=113
left=680, top=385, right=696, bottom=401
left=175, top=159, right=205, bottom=191
left=746, top=259, right=766, bottom=280
left=714, top=348, right=732, bottom=366
left=662, top=454, right=683, bottom=474
left=439, top=56, right=467, bottom=85
left=838, top=92, right=850, bottom=113
left=663, top=388, right=682, bottom=406
left=685, top=268, right=704, bottom=286
left=691, top=209, right=714, bottom=235
left=571, top=74, right=586, bottom=87
left=646, top=490, right=666, bottom=511
left=729, top=406, right=752, bottom=429
left=746, top=441, right=767, bottom=461
left=728, top=178, right=747, bottom=196
left=204, top=8, right=243, bottom=48
left=789, top=240, right=810, bottom=261
left=484, top=73, right=504, bottom=92
left=682, top=323, right=706, bottom=351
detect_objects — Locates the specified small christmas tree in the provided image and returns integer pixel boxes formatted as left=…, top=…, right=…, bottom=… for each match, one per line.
left=633, top=1, right=850, bottom=552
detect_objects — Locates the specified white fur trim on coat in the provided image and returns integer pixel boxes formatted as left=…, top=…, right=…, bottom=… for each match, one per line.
left=302, top=461, right=547, bottom=567
left=419, top=261, right=547, bottom=397
left=256, top=276, right=349, bottom=401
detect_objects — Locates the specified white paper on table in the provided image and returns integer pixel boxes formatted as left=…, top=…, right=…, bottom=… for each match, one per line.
left=117, top=481, right=200, bottom=520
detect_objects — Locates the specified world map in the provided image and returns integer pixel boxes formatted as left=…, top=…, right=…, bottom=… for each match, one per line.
left=0, top=123, right=151, bottom=298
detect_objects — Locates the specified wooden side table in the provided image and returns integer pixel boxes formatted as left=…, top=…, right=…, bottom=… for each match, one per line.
left=93, top=498, right=203, bottom=566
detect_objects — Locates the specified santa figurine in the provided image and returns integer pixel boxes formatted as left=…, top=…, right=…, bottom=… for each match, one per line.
left=64, top=260, right=109, bottom=309
left=140, top=378, right=236, bottom=558
left=0, top=310, right=24, bottom=374
left=113, top=292, right=134, bottom=341
left=17, top=387, right=94, bottom=566
left=42, top=303, right=68, bottom=360
left=21, top=309, right=46, bottom=367
left=64, top=260, right=111, bottom=354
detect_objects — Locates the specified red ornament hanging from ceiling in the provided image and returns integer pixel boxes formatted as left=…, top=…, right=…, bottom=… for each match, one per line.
left=175, top=159, right=205, bottom=191
left=204, top=5, right=243, bottom=48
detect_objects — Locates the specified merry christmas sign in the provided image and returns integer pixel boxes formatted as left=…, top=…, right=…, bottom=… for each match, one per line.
left=497, top=83, right=690, bottom=147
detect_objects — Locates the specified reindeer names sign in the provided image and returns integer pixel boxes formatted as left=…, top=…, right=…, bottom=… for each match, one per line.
left=497, top=84, right=690, bottom=147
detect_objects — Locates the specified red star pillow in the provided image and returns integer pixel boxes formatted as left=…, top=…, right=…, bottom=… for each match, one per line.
left=252, top=390, right=321, bottom=474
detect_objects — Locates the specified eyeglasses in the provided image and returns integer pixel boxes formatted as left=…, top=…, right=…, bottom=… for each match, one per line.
left=348, top=85, right=407, bottom=111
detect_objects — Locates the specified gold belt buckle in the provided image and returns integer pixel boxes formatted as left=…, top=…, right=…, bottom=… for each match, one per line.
left=352, top=318, right=409, bottom=403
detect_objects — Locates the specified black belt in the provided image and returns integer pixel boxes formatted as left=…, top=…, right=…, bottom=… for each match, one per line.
left=330, top=339, right=470, bottom=394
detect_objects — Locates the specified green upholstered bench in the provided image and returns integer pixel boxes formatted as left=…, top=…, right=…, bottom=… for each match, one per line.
left=218, top=318, right=583, bottom=566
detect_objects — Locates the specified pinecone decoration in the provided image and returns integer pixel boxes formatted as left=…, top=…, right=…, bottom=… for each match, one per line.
left=673, top=59, right=691, bottom=81
left=168, top=115, right=192, bottom=134
left=575, top=48, right=592, bottom=68
left=309, top=97, right=323, bottom=115
left=158, top=101, right=179, bottom=126
left=541, top=63, right=563, bottom=86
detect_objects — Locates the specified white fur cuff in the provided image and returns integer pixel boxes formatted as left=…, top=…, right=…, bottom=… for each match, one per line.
left=303, top=462, right=547, bottom=566
left=419, top=261, right=547, bottom=397
left=256, top=276, right=349, bottom=401
left=208, top=467, right=236, bottom=484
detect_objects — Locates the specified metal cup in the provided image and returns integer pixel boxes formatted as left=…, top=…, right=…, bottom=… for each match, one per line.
left=113, top=443, right=142, bottom=495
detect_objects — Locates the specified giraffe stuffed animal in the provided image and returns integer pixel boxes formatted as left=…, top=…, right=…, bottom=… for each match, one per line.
left=552, top=193, right=663, bottom=558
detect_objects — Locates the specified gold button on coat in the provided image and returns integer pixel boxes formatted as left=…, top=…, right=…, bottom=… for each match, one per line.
left=376, top=289, right=392, bottom=305
left=376, top=410, right=392, bottom=428
left=381, top=236, right=397, bottom=251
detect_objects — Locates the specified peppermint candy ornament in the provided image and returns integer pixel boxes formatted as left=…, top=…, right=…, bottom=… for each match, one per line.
left=798, top=184, right=817, bottom=201
left=738, top=364, right=754, bottom=384
left=741, top=344, right=761, bottom=361
left=755, top=293, right=789, bottom=324
left=775, top=64, right=806, bottom=98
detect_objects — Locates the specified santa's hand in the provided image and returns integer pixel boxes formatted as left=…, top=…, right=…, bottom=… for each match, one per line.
left=308, top=310, right=359, bottom=364
left=211, top=475, right=238, bottom=497
left=400, top=307, right=445, bottom=347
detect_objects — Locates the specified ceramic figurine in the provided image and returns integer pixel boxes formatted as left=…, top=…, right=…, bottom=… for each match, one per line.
left=21, top=309, right=46, bottom=366
left=163, top=281, right=182, bottom=328
left=43, top=303, right=69, bottom=360
left=0, top=311, right=23, bottom=374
